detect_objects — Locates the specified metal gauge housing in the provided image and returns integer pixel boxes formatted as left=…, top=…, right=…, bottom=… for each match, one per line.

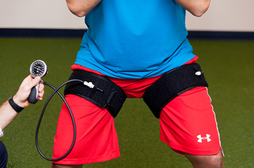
left=30, top=60, right=48, bottom=78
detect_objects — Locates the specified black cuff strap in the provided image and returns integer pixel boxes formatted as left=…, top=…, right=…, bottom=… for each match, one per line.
left=64, top=70, right=126, bottom=118
left=8, top=96, right=24, bottom=113
left=143, top=63, right=208, bottom=118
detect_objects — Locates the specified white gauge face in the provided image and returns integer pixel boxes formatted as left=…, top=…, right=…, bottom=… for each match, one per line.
left=30, top=60, right=48, bottom=78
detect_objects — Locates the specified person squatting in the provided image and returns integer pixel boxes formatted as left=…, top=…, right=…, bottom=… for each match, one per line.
left=51, top=0, right=225, bottom=168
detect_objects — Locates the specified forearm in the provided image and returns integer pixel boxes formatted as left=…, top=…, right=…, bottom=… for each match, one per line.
left=0, top=75, right=44, bottom=131
left=0, top=101, right=19, bottom=130
left=66, top=0, right=101, bottom=17
left=175, top=0, right=210, bottom=17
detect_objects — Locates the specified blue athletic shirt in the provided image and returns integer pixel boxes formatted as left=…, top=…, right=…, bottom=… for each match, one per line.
left=75, top=0, right=195, bottom=79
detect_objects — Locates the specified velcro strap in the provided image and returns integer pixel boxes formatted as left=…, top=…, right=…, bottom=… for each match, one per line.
left=142, top=63, right=208, bottom=118
left=64, top=70, right=126, bottom=117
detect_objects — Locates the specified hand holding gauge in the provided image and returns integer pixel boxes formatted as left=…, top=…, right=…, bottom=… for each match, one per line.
left=28, top=60, right=48, bottom=104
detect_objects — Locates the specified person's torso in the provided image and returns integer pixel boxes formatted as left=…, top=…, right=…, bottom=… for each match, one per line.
left=75, top=0, right=195, bottom=79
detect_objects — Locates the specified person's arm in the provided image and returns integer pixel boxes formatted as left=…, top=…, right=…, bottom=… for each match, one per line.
left=66, top=0, right=101, bottom=17
left=0, top=75, right=44, bottom=131
left=175, top=0, right=210, bottom=17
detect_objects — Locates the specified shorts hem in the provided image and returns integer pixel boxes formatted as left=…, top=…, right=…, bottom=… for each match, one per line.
left=52, top=152, right=120, bottom=165
left=160, top=136, right=221, bottom=156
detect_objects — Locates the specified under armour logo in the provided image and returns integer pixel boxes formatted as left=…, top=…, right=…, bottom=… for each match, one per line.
left=197, top=134, right=211, bottom=143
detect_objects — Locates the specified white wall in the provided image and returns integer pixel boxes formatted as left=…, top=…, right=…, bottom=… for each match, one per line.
left=0, top=0, right=86, bottom=29
left=0, top=0, right=254, bottom=32
left=186, top=0, right=254, bottom=32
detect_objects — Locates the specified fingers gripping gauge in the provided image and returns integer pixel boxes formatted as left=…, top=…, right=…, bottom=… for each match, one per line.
left=28, top=60, right=48, bottom=104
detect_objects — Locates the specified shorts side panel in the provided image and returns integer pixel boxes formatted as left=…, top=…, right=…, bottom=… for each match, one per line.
left=52, top=94, right=120, bottom=165
left=159, top=87, right=222, bottom=155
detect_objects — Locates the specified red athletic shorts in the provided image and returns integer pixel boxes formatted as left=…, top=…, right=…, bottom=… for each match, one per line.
left=52, top=57, right=222, bottom=165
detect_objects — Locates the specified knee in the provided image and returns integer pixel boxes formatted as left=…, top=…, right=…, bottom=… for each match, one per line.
left=208, top=154, right=224, bottom=168
left=197, top=152, right=224, bottom=168
left=0, top=141, right=8, bottom=167
left=185, top=150, right=224, bottom=168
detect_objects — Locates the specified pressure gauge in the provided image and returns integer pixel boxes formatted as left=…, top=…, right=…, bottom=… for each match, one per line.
left=30, top=60, right=48, bottom=78
left=28, top=60, right=47, bottom=104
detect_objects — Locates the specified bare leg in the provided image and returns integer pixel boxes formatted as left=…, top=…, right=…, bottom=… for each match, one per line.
left=184, top=149, right=225, bottom=168
left=51, top=163, right=83, bottom=168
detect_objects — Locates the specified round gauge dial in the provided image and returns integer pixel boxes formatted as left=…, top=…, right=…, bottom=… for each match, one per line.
left=30, top=60, right=48, bottom=78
